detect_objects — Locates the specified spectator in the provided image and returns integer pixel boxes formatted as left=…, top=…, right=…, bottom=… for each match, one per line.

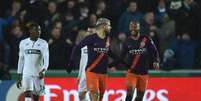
left=0, top=14, right=14, bottom=41
left=166, top=0, right=182, bottom=20
left=0, top=2, right=16, bottom=41
left=76, top=13, right=97, bottom=44
left=58, top=0, right=77, bottom=17
left=6, top=25, right=25, bottom=69
left=155, top=0, right=169, bottom=27
left=0, top=41, right=4, bottom=63
left=23, top=0, right=46, bottom=24
left=162, top=49, right=176, bottom=70
left=48, top=21, right=73, bottom=69
left=79, top=13, right=97, bottom=30
left=6, top=0, right=22, bottom=18
left=118, top=0, right=143, bottom=36
left=107, top=0, right=127, bottom=32
left=87, top=13, right=97, bottom=28
left=44, top=1, right=60, bottom=30
left=0, top=62, right=11, bottom=80
left=93, top=0, right=108, bottom=18
left=16, top=10, right=27, bottom=25
left=140, top=12, right=160, bottom=49
left=77, top=3, right=89, bottom=21
left=156, top=0, right=176, bottom=52
left=167, top=0, right=198, bottom=38
left=62, top=12, right=79, bottom=42
left=170, top=33, right=199, bottom=69
left=138, top=0, right=158, bottom=13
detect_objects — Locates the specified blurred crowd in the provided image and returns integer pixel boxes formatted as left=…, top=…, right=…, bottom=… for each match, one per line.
left=0, top=0, right=201, bottom=78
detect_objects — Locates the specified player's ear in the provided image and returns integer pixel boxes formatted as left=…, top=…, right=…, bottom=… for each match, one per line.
left=103, top=24, right=107, bottom=30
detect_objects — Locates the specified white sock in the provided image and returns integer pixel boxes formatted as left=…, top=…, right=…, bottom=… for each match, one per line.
left=25, top=97, right=32, bottom=101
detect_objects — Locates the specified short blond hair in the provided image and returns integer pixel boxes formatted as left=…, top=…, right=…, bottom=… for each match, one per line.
left=96, top=18, right=111, bottom=26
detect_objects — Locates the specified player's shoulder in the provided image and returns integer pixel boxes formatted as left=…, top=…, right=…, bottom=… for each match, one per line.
left=140, top=35, right=155, bottom=44
left=141, top=35, right=152, bottom=41
left=38, top=38, right=48, bottom=45
left=81, top=33, right=96, bottom=42
left=19, top=38, right=29, bottom=45
left=85, top=33, right=96, bottom=39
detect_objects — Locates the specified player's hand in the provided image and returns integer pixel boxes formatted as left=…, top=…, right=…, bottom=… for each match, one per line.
left=16, top=74, right=22, bottom=89
left=39, top=69, right=45, bottom=79
left=110, top=67, right=117, bottom=72
left=66, top=63, right=72, bottom=73
left=66, top=61, right=73, bottom=73
left=16, top=80, right=22, bottom=89
left=153, top=62, right=160, bottom=70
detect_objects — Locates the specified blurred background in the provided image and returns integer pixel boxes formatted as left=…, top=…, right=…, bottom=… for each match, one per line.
left=0, top=0, right=201, bottom=100
left=1, top=0, right=201, bottom=77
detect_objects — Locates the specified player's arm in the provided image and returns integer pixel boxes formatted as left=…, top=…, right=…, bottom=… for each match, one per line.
left=66, top=36, right=91, bottom=73
left=16, top=41, right=24, bottom=89
left=66, top=44, right=81, bottom=73
left=76, top=56, right=82, bottom=84
left=147, top=37, right=160, bottom=70
left=39, top=42, right=49, bottom=79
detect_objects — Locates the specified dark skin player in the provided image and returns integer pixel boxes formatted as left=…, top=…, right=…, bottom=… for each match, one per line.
left=16, top=22, right=45, bottom=101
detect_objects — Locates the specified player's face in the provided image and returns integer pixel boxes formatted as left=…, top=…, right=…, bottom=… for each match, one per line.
left=104, top=22, right=111, bottom=33
left=129, top=21, right=140, bottom=36
left=30, top=26, right=41, bottom=40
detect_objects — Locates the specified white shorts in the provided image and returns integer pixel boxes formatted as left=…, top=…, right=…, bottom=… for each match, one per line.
left=78, top=76, right=87, bottom=93
left=22, top=75, right=45, bottom=95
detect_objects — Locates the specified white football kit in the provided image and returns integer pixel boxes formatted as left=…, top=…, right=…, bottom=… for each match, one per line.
left=78, top=46, right=88, bottom=92
left=17, top=38, right=49, bottom=95
left=78, top=46, right=90, bottom=101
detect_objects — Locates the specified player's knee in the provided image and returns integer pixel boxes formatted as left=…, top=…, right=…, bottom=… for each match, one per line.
left=79, top=92, right=87, bottom=100
left=24, top=91, right=32, bottom=97
left=89, top=90, right=99, bottom=101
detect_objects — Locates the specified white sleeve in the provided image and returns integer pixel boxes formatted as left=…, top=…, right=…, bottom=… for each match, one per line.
left=77, top=66, right=82, bottom=78
left=42, top=42, right=49, bottom=71
left=17, top=41, right=24, bottom=74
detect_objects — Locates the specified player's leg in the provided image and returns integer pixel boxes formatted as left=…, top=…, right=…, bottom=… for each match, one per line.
left=126, top=86, right=134, bottom=101
left=33, top=94, right=39, bottom=101
left=33, top=77, right=45, bottom=101
left=86, top=71, right=100, bottom=101
left=135, top=75, right=149, bottom=101
left=24, top=90, right=32, bottom=101
left=79, top=91, right=88, bottom=101
left=89, top=90, right=99, bottom=101
left=99, top=74, right=107, bottom=101
left=22, top=76, right=34, bottom=101
left=78, top=75, right=88, bottom=101
left=85, top=91, right=91, bottom=101
left=125, top=73, right=137, bottom=101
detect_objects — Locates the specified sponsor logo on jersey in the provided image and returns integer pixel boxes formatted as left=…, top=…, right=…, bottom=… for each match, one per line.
left=129, top=48, right=147, bottom=55
left=93, top=48, right=109, bottom=53
left=25, top=49, right=41, bottom=54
